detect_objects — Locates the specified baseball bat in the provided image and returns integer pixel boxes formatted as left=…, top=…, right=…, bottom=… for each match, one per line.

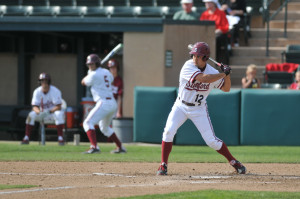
left=101, top=43, right=123, bottom=65
left=187, top=44, right=223, bottom=67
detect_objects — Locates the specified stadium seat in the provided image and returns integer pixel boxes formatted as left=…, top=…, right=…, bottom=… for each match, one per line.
left=85, top=6, right=107, bottom=17
left=76, top=0, right=101, bottom=7
left=281, top=45, right=300, bottom=64
left=31, top=6, right=54, bottom=16
left=1, top=6, right=26, bottom=16
left=156, top=0, right=179, bottom=7
left=130, top=0, right=156, bottom=7
left=110, top=6, right=135, bottom=17
left=22, top=0, right=49, bottom=6
left=263, top=71, right=294, bottom=84
left=49, top=0, right=76, bottom=6
left=102, top=0, right=128, bottom=6
left=139, top=6, right=168, bottom=18
left=0, top=0, right=20, bottom=6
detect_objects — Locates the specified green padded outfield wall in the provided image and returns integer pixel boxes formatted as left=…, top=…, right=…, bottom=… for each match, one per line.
left=241, top=89, right=300, bottom=146
left=175, top=89, right=241, bottom=145
left=134, top=87, right=177, bottom=143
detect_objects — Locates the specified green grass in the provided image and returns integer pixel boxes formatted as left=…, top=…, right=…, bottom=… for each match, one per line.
left=0, top=184, right=37, bottom=190
left=118, top=190, right=300, bottom=199
left=0, top=141, right=300, bottom=163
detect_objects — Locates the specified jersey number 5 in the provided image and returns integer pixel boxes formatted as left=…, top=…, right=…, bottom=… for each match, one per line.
left=195, top=94, right=204, bottom=106
left=104, top=75, right=110, bottom=88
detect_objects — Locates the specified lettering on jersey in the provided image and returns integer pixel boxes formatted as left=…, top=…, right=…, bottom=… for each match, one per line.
left=185, top=81, right=210, bottom=91
left=41, top=100, right=55, bottom=110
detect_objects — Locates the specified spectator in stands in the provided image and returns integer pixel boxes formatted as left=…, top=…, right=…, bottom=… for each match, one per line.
left=173, top=0, right=200, bottom=20
left=108, top=59, right=123, bottom=118
left=241, top=64, right=261, bottom=88
left=288, top=71, right=300, bottom=90
left=200, top=0, right=229, bottom=63
left=220, top=0, right=246, bottom=47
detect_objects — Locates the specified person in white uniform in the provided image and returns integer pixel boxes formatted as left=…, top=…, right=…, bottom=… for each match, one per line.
left=81, top=54, right=126, bottom=154
left=21, top=73, right=65, bottom=145
left=157, top=42, right=246, bottom=175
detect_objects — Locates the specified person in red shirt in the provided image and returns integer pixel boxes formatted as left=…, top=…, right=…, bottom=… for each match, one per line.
left=108, top=59, right=123, bottom=118
left=289, top=71, right=300, bottom=90
left=200, top=0, right=230, bottom=63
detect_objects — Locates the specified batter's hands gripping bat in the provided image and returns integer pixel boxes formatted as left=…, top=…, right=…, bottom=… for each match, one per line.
left=187, top=44, right=231, bottom=75
left=101, top=43, right=123, bottom=65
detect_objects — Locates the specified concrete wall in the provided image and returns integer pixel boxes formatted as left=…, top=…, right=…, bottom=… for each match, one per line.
left=30, top=54, right=77, bottom=106
left=0, top=54, right=18, bottom=105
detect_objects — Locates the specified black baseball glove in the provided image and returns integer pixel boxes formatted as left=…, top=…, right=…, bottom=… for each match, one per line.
left=220, top=63, right=231, bottom=76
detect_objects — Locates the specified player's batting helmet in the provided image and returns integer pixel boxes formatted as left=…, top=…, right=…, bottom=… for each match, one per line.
left=108, top=59, right=119, bottom=71
left=86, top=54, right=101, bottom=67
left=38, top=72, right=51, bottom=85
left=189, top=42, right=210, bottom=61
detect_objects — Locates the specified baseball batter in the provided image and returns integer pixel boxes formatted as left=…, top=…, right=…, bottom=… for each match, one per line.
left=81, top=54, right=126, bottom=154
left=21, top=73, right=65, bottom=145
left=157, top=42, right=246, bottom=175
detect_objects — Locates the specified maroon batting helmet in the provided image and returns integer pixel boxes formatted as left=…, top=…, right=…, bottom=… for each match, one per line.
left=108, top=59, right=119, bottom=70
left=189, top=42, right=210, bottom=61
left=38, top=72, right=51, bottom=84
left=86, top=54, right=101, bottom=67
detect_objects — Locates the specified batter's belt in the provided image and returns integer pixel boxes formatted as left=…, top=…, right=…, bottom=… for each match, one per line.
left=178, top=97, right=196, bottom=106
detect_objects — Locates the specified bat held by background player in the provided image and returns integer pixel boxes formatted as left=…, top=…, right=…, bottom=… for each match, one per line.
left=101, top=43, right=123, bottom=65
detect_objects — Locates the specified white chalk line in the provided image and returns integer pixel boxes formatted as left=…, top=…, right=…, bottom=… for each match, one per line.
left=93, top=173, right=136, bottom=178
left=0, top=172, right=136, bottom=178
left=0, top=186, right=75, bottom=195
left=191, top=175, right=231, bottom=179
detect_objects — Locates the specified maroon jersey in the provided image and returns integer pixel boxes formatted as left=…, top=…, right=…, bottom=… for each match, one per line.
left=112, top=76, right=123, bottom=100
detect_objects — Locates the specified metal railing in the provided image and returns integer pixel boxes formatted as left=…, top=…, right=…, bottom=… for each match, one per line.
left=262, top=0, right=290, bottom=56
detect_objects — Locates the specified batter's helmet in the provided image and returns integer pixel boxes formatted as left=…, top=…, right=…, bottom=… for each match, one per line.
left=86, top=54, right=101, bottom=67
left=189, top=42, right=210, bottom=61
left=108, top=59, right=119, bottom=71
left=38, top=72, right=51, bottom=85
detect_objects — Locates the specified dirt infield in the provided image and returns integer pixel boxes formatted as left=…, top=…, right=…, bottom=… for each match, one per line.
left=0, top=162, right=300, bottom=199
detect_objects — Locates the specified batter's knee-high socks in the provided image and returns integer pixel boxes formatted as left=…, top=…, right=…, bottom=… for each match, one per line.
left=108, top=133, right=122, bottom=148
left=217, top=142, right=236, bottom=162
left=25, top=124, right=34, bottom=139
left=86, top=129, right=97, bottom=148
left=161, top=141, right=173, bottom=164
left=56, top=124, right=64, bottom=138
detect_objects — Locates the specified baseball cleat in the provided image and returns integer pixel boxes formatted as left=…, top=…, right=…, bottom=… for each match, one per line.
left=110, top=146, right=127, bottom=154
left=230, top=160, right=246, bottom=174
left=82, top=147, right=100, bottom=154
left=20, top=139, right=29, bottom=145
left=157, top=162, right=168, bottom=175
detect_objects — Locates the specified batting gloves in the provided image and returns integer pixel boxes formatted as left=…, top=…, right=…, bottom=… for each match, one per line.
left=220, top=63, right=231, bottom=76
left=39, top=110, right=50, bottom=119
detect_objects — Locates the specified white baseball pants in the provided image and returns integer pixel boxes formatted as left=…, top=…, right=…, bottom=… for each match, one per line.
left=83, top=99, right=117, bottom=137
left=26, top=110, right=65, bottom=125
left=162, top=101, right=223, bottom=150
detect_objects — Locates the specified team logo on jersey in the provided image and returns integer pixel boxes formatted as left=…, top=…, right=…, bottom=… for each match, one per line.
left=185, top=81, right=210, bottom=91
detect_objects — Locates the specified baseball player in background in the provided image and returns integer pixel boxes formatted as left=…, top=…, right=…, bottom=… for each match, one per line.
left=21, top=73, right=65, bottom=145
left=108, top=59, right=123, bottom=118
left=81, top=54, right=126, bottom=154
left=157, top=42, right=246, bottom=175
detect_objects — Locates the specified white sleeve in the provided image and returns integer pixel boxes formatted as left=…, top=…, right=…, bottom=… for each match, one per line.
left=214, top=78, right=225, bottom=89
left=52, top=88, right=62, bottom=105
left=84, top=72, right=94, bottom=86
left=182, top=64, right=201, bottom=83
left=31, top=89, right=41, bottom=106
